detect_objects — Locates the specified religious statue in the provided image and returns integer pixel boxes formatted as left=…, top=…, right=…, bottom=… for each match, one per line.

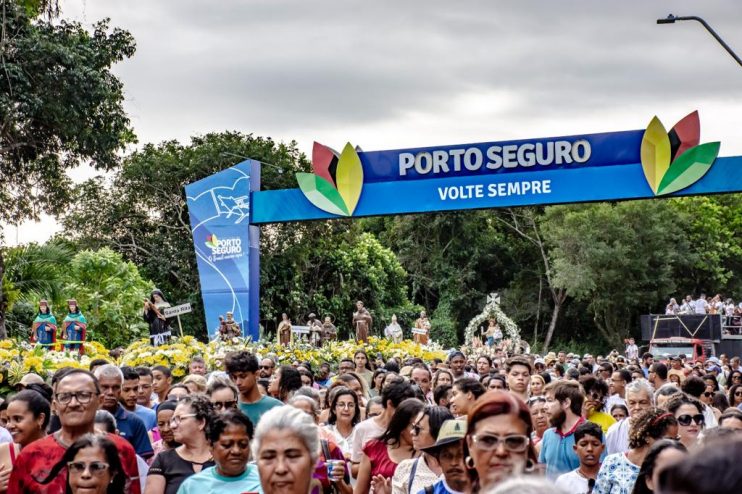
left=31, top=299, right=57, bottom=350
left=62, top=299, right=87, bottom=354
left=277, top=313, right=292, bottom=345
left=353, top=300, right=372, bottom=344
left=307, top=313, right=323, bottom=347
left=218, top=311, right=242, bottom=341
left=482, top=318, right=502, bottom=347
left=321, top=315, right=337, bottom=344
left=143, top=289, right=172, bottom=346
left=414, top=310, right=431, bottom=345
left=384, top=314, right=404, bottom=343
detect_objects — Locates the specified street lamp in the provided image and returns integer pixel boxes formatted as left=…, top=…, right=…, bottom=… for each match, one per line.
left=657, top=14, right=742, bottom=67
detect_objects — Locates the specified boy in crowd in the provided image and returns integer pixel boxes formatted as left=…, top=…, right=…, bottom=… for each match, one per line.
left=555, top=422, right=604, bottom=494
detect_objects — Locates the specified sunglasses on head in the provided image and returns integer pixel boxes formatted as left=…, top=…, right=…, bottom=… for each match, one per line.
left=676, top=414, right=705, bottom=426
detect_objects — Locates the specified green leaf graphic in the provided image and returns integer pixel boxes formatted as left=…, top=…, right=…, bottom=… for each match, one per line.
left=640, top=116, right=671, bottom=194
left=656, top=142, right=720, bottom=196
left=296, top=173, right=349, bottom=216
left=335, top=143, right=364, bottom=215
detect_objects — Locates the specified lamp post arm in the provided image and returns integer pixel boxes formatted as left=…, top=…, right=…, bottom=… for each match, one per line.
left=675, top=15, right=742, bottom=67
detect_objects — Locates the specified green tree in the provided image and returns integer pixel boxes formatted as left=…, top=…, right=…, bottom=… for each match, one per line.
left=540, top=200, right=691, bottom=348
left=61, top=248, right=153, bottom=348
left=0, top=1, right=136, bottom=337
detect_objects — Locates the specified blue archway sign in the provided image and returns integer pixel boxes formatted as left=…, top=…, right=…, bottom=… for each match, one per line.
left=186, top=112, right=742, bottom=338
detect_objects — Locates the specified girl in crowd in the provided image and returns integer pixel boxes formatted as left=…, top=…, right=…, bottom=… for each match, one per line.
left=370, top=369, right=387, bottom=397
left=289, top=396, right=351, bottom=494
left=529, top=375, right=546, bottom=397
left=594, top=408, right=679, bottom=494
left=269, top=365, right=303, bottom=403
left=254, top=406, right=322, bottom=494
left=611, top=404, right=630, bottom=422
left=356, top=398, right=425, bottom=494
left=366, top=396, right=384, bottom=419
left=354, top=350, right=374, bottom=385
left=631, top=439, right=687, bottom=494
left=392, top=405, right=453, bottom=494
left=145, top=395, right=215, bottom=494
left=450, top=378, right=486, bottom=418
left=432, top=369, right=454, bottom=389
left=177, top=410, right=260, bottom=493
left=727, top=384, right=742, bottom=408
left=0, top=389, right=50, bottom=492
left=151, top=401, right=180, bottom=459
left=465, top=391, right=536, bottom=491
left=42, top=434, right=125, bottom=494
left=324, top=387, right=360, bottom=457
left=665, top=394, right=705, bottom=449
left=527, top=396, right=548, bottom=453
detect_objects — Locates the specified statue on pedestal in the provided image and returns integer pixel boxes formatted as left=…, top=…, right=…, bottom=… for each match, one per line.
left=353, top=300, right=372, bottom=344
left=62, top=299, right=87, bottom=354
left=31, top=300, right=57, bottom=349
left=219, top=311, right=242, bottom=341
left=414, top=310, right=431, bottom=345
left=143, top=289, right=172, bottom=346
left=277, top=313, right=292, bottom=345
left=384, top=314, right=403, bottom=343
left=307, top=313, right=323, bottom=347
left=321, top=315, right=337, bottom=344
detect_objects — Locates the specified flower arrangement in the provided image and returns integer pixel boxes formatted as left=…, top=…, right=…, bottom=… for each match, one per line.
left=464, top=299, right=521, bottom=349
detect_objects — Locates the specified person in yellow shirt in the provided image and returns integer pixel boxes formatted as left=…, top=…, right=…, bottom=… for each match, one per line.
left=581, top=375, right=616, bottom=433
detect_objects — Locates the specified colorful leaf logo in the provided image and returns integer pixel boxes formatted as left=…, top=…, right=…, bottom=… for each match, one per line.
left=640, top=111, right=719, bottom=196
left=297, top=142, right=364, bottom=216
left=205, top=234, right=218, bottom=249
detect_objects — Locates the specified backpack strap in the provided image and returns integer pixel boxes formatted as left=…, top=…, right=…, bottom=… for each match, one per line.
left=407, top=458, right=421, bottom=494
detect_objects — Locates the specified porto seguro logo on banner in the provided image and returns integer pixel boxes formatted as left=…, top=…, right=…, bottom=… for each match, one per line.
left=205, top=234, right=243, bottom=262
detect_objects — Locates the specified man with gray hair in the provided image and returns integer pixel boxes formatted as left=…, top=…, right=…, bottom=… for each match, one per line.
left=94, top=364, right=153, bottom=459
left=605, top=379, right=654, bottom=455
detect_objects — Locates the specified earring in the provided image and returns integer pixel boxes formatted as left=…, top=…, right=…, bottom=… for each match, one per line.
left=465, top=456, right=475, bottom=469
left=524, top=459, right=535, bottom=473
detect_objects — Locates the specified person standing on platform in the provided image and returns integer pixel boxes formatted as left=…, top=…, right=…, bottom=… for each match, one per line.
left=31, top=299, right=57, bottom=350
left=62, top=299, right=87, bottom=354
left=353, top=301, right=372, bottom=344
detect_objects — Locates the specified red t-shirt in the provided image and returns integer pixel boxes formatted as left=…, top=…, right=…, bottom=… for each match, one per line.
left=7, top=433, right=141, bottom=494
left=362, top=439, right=398, bottom=479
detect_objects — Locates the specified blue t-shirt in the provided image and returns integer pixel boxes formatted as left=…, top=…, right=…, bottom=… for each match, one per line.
left=176, top=464, right=262, bottom=494
left=114, top=404, right=154, bottom=458
left=134, top=404, right=157, bottom=431
left=238, top=396, right=283, bottom=428
left=538, top=418, right=585, bottom=479
left=416, top=479, right=466, bottom=494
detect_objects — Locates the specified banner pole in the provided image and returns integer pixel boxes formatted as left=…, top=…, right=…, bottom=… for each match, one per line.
left=177, top=315, right=184, bottom=338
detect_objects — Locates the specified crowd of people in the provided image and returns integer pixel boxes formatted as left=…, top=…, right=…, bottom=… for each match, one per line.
left=665, top=294, right=742, bottom=330
left=0, top=345, right=741, bottom=494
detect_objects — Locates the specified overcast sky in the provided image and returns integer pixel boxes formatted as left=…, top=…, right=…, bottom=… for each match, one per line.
left=9, top=0, right=742, bottom=244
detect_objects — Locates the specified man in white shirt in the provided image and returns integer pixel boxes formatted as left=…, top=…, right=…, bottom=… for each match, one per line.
left=606, top=369, right=631, bottom=413
left=605, top=380, right=654, bottom=454
left=693, top=294, right=709, bottom=314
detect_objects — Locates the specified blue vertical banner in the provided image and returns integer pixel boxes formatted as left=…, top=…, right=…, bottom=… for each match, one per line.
left=185, top=160, right=260, bottom=340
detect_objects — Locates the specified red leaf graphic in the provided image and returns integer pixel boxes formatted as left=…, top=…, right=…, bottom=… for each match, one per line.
left=668, top=110, right=700, bottom=162
left=312, top=142, right=339, bottom=187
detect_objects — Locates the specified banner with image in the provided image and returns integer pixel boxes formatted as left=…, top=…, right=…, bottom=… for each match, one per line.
left=185, top=161, right=260, bottom=340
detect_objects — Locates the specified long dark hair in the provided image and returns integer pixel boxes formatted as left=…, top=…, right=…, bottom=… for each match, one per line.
left=354, top=350, right=373, bottom=371
left=378, top=398, right=425, bottom=447
left=420, top=405, right=454, bottom=447
left=40, top=434, right=125, bottom=494
left=328, top=386, right=361, bottom=427
left=278, top=365, right=302, bottom=402
left=631, top=439, right=687, bottom=494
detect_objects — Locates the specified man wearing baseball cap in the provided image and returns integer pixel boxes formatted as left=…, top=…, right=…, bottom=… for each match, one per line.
left=417, top=419, right=470, bottom=494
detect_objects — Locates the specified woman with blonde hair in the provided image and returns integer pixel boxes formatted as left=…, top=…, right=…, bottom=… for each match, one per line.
left=181, top=374, right=207, bottom=394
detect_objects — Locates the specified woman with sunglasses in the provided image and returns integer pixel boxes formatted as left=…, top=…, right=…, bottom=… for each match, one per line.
left=145, top=395, right=215, bottom=494
left=727, top=384, right=742, bottom=408
left=324, top=387, right=360, bottom=458
left=665, top=394, right=705, bottom=449
left=41, top=433, right=125, bottom=494
left=465, top=391, right=536, bottom=491
left=392, top=406, right=453, bottom=494
left=355, top=398, right=425, bottom=494
left=594, top=408, right=678, bottom=494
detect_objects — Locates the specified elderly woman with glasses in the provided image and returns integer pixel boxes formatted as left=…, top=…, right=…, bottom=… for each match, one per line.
left=392, top=405, right=453, bottom=494
left=206, top=376, right=239, bottom=413
left=144, top=395, right=215, bottom=494
left=464, top=391, right=536, bottom=491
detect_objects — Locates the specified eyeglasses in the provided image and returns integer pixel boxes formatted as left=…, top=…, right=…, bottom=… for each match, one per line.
left=411, top=423, right=425, bottom=436
left=471, top=434, right=530, bottom=452
left=56, top=391, right=97, bottom=405
left=527, top=397, right=546, bottom=404
left=212, top=400, right=237, bottom=410
left=703, top=392, right=714, bottom=398
left=735, top=391, right=742, bottom=397
left=367, top=412, right=381, bottom=418
left=170, top=413, right=198, bottom=426
left=67, top=461, right=110, bottom=476
left=335, top=402, right=354, bottom=409
left=676, top=414, right=705, bottom=426
left=589, top=392, right=604, bottom=402
left=259, top=365, right=274, bottom=370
